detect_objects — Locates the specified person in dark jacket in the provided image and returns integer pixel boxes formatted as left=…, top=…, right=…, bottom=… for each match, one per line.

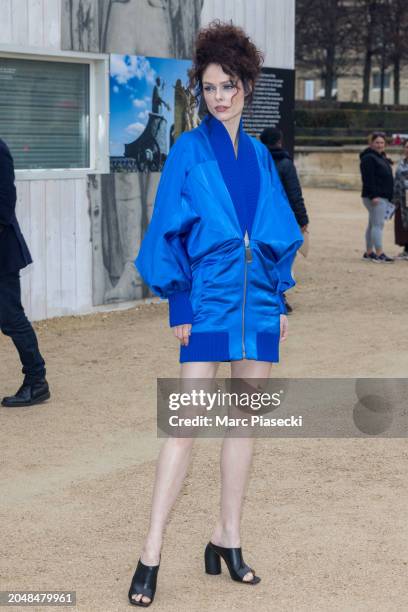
left=260, top=127, right=309, bottom=313
left=359, top=132, right=394, bottom=263
left=392, top=139, right=408, bottom=259
left=0, top=138, right=50, bottom=407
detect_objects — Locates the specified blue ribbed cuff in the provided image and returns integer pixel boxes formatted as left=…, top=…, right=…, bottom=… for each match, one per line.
left=168, top=290, right=194, bottom=327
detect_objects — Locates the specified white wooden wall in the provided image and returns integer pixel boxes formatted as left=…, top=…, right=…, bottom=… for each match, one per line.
left=0, top=0, right=61, bottom=48
left=201, top=0, right=295, bottom=69
left=1, top=0, right=295, bottom=321
left=17, top=179, right=92, bottom=320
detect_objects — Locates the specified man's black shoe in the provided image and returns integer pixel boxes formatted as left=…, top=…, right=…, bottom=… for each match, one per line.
left=1, top=380, right=50, bottom=407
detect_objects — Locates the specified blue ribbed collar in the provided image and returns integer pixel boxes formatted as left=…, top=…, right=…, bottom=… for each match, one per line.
left=202, top=112, right=244, bottom=160
left=201, top=112, right=261, bottom=237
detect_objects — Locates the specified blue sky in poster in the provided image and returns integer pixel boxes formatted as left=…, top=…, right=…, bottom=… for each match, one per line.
left=109, top=54, right=192, bottom=157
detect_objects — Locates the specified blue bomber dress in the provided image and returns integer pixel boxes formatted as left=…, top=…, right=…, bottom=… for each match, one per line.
left=134, top=112, right=304, bottom=363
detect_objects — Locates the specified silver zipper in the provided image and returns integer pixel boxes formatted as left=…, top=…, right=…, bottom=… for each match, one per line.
left=242, top=230, right=252, bottom=358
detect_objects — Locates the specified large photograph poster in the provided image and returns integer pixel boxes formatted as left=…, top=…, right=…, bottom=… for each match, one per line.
left=109, top=54, right=199, bottom=172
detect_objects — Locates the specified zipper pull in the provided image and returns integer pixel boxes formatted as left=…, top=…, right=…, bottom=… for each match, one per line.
left=244, top=230, right=252, bottom=263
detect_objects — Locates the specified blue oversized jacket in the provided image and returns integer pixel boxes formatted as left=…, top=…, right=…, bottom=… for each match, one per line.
left=135, top=116, right=304, bottom=363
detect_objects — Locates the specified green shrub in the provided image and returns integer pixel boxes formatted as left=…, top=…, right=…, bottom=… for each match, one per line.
left=294, top=104, right=408, bottom=145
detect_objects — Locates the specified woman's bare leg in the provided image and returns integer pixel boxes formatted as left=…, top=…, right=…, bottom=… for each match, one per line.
left=132, top=360, right=219, bottom=604
left=210, top=359, right=272, bottom=582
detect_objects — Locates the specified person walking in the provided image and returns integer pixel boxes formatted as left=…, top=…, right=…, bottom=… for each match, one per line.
left=359, top=131, right=394, bottom=263
left=128, top=21, right=303, bottom=607
left=393, top=139, right=408, bottom=260
left=260, top=126, right=309, bottom=312
left=0, top=138, right=50, bottom=407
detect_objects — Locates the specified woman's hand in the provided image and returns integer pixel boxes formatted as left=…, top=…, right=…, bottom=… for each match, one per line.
left=280, top=314, right=289, bottom=342
left=173, top=323, right=192, bottom=346
left=372, top=197, right=381, bottom=205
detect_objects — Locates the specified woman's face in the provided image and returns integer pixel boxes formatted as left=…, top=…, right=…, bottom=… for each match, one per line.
left=371, top=136, right=386, bottom=153
left=201, top=63, right=248, bottom=124
left=404, top=142, right=408, bottom=159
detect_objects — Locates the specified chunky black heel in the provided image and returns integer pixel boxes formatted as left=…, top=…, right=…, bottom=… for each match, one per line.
left=204, top=541, right=261, bottom=585
left=128, top=557, right=160, bottom=607
left=204, top=541, right=222, bottom=574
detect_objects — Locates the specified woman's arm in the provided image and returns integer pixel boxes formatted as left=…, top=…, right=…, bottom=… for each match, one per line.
left=360, top=156, right=378, bottom=200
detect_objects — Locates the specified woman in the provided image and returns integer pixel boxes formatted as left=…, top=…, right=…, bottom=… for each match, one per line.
left=129, top=20, right=303, bottom=606
left=393, top=139, right=408, bottom=259
left=359, top=132, right=394, bottom=263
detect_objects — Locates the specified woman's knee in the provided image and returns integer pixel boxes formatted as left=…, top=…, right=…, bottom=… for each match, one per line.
left=166, top=435, right=195, bottom=452
left=373, top=218, right=385, bottom=232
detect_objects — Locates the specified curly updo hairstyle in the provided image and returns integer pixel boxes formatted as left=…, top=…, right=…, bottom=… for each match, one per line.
left=188, top=19, right=264, bottom=111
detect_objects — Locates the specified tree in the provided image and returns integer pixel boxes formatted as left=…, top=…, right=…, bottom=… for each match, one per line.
left=365, top=0, right=408, bottom=105
left=296, top=0, right=358, bottom=100
left=296, top=0, right=408, bottom=105
left=387, top=0, right=408, bottom=105
left=351, top=0, right=382, bottom=103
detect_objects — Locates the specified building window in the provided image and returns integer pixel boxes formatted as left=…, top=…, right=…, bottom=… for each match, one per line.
left=372, top=72, right=391, bottom=89
left=304, top=79, right=315, bottom=100
left=0, top=56, right=90, bottom=170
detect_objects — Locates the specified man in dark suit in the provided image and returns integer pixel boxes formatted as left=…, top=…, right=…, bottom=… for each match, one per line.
left=0, top=138, right=50, bottom=407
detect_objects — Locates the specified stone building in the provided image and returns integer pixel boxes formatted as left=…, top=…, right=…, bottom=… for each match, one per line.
left=296, top=65, right=408, bottom=104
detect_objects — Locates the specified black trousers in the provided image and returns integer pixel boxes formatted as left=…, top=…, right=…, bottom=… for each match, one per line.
left=0, top=271, right=46, bottom=384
